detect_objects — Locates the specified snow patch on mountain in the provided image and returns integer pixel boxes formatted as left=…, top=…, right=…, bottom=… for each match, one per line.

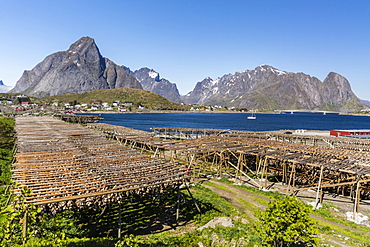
left=148, top=71, right=159, bottom=79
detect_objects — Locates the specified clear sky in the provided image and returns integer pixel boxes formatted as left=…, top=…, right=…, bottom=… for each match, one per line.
left=1, top=0, right=370, bottom=100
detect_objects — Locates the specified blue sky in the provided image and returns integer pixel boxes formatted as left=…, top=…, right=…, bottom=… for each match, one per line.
left=1, top=0, right=370, bottom=100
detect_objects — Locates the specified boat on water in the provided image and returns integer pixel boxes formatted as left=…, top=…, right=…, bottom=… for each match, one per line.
left=247, top=111, right=256, bottom=119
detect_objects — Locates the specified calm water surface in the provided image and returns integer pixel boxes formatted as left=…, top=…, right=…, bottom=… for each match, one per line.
left=89, top=112, right=370, bottom=132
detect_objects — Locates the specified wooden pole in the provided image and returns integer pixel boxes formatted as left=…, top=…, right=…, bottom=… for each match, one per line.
left=187, top=154, right=196, bottom=176
left=336, top=172, right=342, bottom=195
left=259, top=157, right=268, bottom=189
left=256, top=156, right=262, bottom=175
left=22, top=211, right=27, bottom=245
left=236, top=152, right=242, bottom=183
left=263, top=158, right=268, bottom=189
left=353, top=179, right=361, bottom=221
left=286, top=164, right=296, bottom=195
left=281, top=160, right=288, bottom=184
left=176, top=185, right=181, bottom=224
left=219, top=151, right=224, bottom=178
left=184, top=182, right=201, bottom=214
left=153, top=147, right=159, bottom=157
left=118, top=201, right=122, bottom=238
left=227, top=161, right=261, bottom=188
left=315, top=166, right=324, bottom=209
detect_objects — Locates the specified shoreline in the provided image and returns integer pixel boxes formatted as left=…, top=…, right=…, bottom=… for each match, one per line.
left=77, top=110, right=369, bottom=117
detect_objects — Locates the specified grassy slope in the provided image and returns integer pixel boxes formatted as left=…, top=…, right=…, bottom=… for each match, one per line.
left=41, top=88, right=188, bottom=110
left=1, top=88, right=190, bottom=111
left=203, top=178, right=370, bottom=247
left=0, top=116, right=15, bottom=186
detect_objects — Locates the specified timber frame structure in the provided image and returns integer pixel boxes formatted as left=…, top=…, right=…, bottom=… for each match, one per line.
left=11, top=115, right=370, bottom=223
left=88, top=123, right=370, bottom=216
left=54, top=114, right=103, bottom=124
left=11, top=117, right=186, bottom=216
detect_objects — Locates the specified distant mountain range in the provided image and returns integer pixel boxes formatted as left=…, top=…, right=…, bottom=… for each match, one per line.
left=123, top=66, right=182, bottom=103
left=8, top=36, right=366, bottom=111
left=181, top=65, right=364, bottom=111
left=360, top=99, right=370, bottom=107
left=0, top=80, right=12, bottom=93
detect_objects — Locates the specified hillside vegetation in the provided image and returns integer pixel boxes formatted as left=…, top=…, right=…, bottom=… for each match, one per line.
left=0, top=116, right=15, bottom=186
left=18, top=88, right=190, bottom=111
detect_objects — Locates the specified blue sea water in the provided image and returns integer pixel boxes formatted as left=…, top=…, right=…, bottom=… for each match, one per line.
left=87, top=112, right=370, bottom=132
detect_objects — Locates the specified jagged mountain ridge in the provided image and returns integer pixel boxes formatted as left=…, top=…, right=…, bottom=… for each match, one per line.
left=0, top=80, right=12, bottom=93
left=9, top=37, right=142, bottom=96
left=123, top=66, right=181, bottom=103
left=360, top=99, right=370, bottom=107
left=181, top=65, right=363, bottom=110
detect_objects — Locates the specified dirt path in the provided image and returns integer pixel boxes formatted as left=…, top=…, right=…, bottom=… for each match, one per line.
left=202, top=179, right=370, bottom=238
left=201, top=183, right=263, bottom=221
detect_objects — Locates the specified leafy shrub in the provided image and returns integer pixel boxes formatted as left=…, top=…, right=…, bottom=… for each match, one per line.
left=255, top=195, right=318, bottom=247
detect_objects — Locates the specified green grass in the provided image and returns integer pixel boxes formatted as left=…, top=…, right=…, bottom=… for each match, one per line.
left=24, top=237, right=117, bottom=247
left=0, top=116, right=15, bottom=187
left=313, top=203, right=370, bottom=232
left=236, top=197, right=260, bottom=215
left=250, top=195, right=269, bottom=206
left=211, top=178, right=370, bottom=246
left=190, top=185, right=245, bottom=225
left=315, top=219, right=370, bottom=245
left=202, top=181, right=233, bottom=192
left=219, top=178, right=282, bottom=200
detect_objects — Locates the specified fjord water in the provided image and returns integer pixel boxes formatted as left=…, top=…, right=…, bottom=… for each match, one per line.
left=96, top=112, right=370, bottom=132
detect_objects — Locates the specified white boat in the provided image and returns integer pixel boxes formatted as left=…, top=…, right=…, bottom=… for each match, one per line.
left=247, top=111, right=256, bottom=119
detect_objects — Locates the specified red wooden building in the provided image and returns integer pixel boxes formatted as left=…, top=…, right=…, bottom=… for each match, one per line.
left=330, top=129, right=370, bottom=137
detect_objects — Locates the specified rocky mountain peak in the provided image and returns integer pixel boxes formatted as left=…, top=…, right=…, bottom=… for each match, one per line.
left=9, top=37, right=142, bottom=96
left=124, top=66, right=181, bottom=103
left=321, top=72, right=356, bottom=106
left=325, top=72, right=348, bottom=83
left=67, top=36, right=96, bottom=54
left=252, top=64, right=288, bottom=76
left=137, top=67, right=161, bottom=82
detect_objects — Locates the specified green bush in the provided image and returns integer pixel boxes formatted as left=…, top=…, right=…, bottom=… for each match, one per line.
left=255, top=195, right=318, bottom=247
